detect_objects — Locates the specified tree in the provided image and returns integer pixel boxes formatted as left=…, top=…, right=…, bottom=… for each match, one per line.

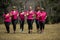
left=0, top=0, right=11, bottom=15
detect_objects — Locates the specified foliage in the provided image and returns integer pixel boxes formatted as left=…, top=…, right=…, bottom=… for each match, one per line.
left=0, top=0, right=11, bottom=15
left=40, top=0, right=60, bottom=24
left=0, top=0, right=60, bottom=24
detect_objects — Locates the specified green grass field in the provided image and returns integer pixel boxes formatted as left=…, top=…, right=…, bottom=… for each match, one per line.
left=0, top=23, right=60, bottom=40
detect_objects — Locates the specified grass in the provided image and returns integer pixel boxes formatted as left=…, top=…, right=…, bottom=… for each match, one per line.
left=0, top=23, right=60, bottom=40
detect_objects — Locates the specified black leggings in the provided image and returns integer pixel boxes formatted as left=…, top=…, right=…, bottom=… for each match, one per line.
left=4, top=22, right=10, bottom=33
left=12, top=19, right=18, bottom=31
left=20, top=20, right=24, bottom=31
left=35, top=19, right=39, bottom=30
left=27, top=19, right=34, bottom=30
left=39, top=21, right=45, bottom=31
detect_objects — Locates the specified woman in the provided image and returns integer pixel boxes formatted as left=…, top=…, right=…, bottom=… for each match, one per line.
left=19, top=11, right=26, bottom=32
left=10, top=6, right=19, bottom=33
left=3, top=10, right=11, bottom=33
left=39, top=8, right=47, bottom=33
left=35, top=6, right=41, bottom=33
left=26, top=6, right=34, bottom=34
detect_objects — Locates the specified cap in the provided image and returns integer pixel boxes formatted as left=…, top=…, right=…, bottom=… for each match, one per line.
left=12, top=6, right=17, bottom=9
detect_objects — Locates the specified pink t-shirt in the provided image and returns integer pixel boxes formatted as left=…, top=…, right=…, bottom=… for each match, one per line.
left=10, top=10, right=18, bottom=20
left=19, top=12, right=25, bottom=20
left=3, top=13, right=11, bottom=22
left=35, top=11, right=40, bottom=20
left=27, top=10, right=34, bottom=20
left=39, top=11, right=47, bottom=22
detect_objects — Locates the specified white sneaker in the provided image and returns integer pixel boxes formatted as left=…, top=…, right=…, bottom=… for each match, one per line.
left=20, top=29, right=22, bottom=32
left=22, top=31, right=24, bottom=33
left=20, top=29, right=24, bottom=33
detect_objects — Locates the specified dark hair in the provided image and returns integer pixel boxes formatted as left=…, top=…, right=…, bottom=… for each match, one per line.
left=4, top=10, right=9, bottom=14
left=35, top=5, right=40, bottom=12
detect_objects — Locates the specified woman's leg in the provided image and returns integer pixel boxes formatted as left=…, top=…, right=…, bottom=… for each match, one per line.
left=30, top=20, right=34, bottom=31
left=27, top=20, right=31, bottom=33
left=4, top=22, right=10, bottom=33
left=39, top=21, right=42, bottom=32
left=21, top=20, right=24, bottom=31
left=20, top=20, right=22, bottom=31
left=13, top=23, right=16, bottom=33
left=27, top=19, right=33, bottom=33
left=12, top=20, right=17, bottom=33
left=35, top=20, right=39, bottom=32
left=39, top=21, right=45, bottom=33
left=20, top=20, right=24, bottom=31
left=42, top=22, right=45, bottom=32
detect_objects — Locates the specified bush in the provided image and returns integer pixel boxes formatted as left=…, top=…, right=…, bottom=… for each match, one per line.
left=45, top=16, right=60, bottom=24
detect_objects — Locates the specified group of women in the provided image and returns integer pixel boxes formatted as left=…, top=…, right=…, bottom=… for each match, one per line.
left=3, top=6, right=47, bottom=34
